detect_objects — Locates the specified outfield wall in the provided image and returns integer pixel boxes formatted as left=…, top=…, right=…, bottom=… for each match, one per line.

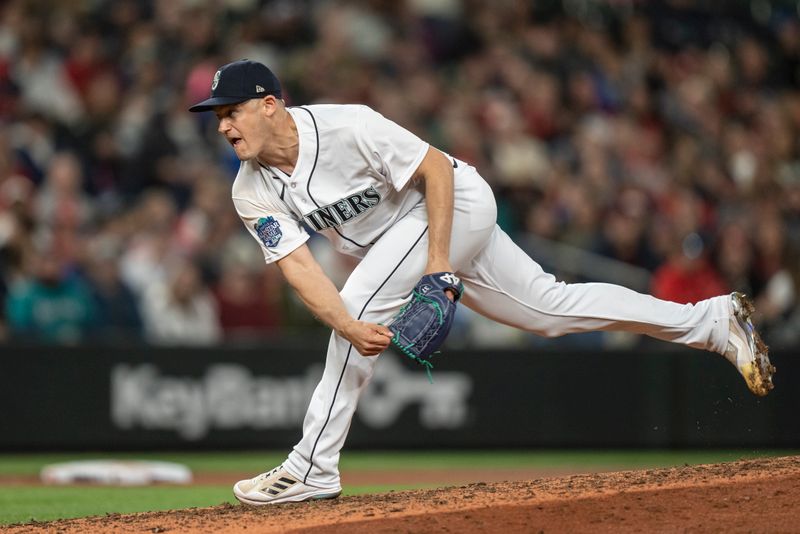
left=0, top=344, right=792, bottom=450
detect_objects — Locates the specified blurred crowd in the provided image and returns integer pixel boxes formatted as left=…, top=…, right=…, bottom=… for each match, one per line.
left=1, top=0, right=799, bottom=349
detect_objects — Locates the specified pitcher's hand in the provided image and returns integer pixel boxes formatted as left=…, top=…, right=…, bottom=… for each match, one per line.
left=339, top=320, right=394, bottom=356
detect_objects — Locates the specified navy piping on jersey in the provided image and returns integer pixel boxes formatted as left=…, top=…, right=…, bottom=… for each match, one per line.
left=295, top=106, right=370, bottom=249
left=303, top=225, right=429, bottom=484
left=257, top=161, right=287, bottom=201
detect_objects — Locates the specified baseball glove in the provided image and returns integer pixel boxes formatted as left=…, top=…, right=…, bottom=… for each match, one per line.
left=388, top=272, right=464, bottom=381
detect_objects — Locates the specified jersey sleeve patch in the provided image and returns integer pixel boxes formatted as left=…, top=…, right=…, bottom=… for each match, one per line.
left=254, top=216, right=282, bottom=248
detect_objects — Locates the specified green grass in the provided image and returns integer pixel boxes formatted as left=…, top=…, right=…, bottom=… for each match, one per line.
left=0, top=449, right=795, bottom=526
left=0, top=486, right=234, bottom=526
left=344, top=449, right=794, bottom=470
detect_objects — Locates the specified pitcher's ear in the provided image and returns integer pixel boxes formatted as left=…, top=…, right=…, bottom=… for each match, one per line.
left=261, top=95, right=281, bottom=116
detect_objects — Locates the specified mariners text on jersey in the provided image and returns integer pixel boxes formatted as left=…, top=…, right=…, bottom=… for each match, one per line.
left=303, top=185, right=382, bottom=231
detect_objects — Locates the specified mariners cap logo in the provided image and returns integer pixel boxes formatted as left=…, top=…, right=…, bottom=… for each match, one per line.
left=189, top=60, right=283, bottom=113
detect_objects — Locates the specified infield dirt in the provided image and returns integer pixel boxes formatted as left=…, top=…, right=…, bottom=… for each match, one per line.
left=3, top=455, right=799, bottom=533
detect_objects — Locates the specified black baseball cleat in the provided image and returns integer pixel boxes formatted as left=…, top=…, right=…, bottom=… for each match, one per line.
left=724, top=293, right=776, bottom=396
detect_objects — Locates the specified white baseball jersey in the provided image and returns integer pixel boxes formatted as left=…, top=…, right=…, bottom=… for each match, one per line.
left=227, top=102, right=733, bottom=492
left=233, top=104, right=431, bottom=262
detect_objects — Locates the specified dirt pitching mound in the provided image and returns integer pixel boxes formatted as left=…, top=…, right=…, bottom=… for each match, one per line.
left=4, top=455, right=800, bottom=533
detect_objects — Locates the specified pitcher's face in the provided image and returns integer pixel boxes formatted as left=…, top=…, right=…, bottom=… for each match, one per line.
left=215, top=98, right=271, bottom=161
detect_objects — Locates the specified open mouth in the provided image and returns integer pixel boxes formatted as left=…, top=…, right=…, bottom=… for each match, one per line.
left=230, top=137, right=242, bottom=148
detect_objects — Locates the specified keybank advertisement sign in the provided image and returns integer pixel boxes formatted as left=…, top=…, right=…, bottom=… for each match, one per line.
left=111, top=354, right=473, bottom=441
left=6, top=346, right=792, bottom=449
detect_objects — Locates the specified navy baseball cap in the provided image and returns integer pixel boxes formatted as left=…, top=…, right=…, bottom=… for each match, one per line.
left=188, top=60, right=282, bottom=112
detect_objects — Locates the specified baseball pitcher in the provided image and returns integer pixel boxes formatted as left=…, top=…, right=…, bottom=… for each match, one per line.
left=189, top=60, right=775, bottom=505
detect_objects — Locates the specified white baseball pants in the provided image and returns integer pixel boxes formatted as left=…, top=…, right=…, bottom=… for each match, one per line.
left=283, top=166, right=731, bottom=489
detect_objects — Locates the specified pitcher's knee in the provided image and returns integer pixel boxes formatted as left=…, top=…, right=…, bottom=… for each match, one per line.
left=338, top=286, right=363, bottom=317
left=535, top=281, right=574, bottom=312
left=338, top=287, right=399, bottom=324
left=519, top=282, right=587, bottom=337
